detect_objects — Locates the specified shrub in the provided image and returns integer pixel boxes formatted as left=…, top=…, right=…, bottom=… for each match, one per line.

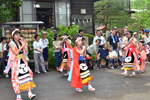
left=28, top=25, right=96, bottom=66
left=58, top=24, right=83, bottom=47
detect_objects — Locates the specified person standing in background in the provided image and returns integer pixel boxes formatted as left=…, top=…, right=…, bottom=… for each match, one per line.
left=93, top=30, right=106, bottom=49
left=116, top=31, right=120, bottom=38
left=33, top=34, right=47, bottom=74
left=143, top=29, right=150, bottom=64
left=139, top=29, right=145, bottom=40
left=3, top=45, right=9, bottom=78
left=133, top=32, right=140, bottom=43
left=123, top=31, right=128, bottom=45
left=124, top=26, right=128, bottom=30
left=123, top=28, right=128, bottom=36
left=39, top=31, right=50, bottom=71
left=0, top=37, right=7, bottom=74
left=75, top=29, right=84, bottom=39
left=53, top=34, right=62, bottom=71
left=119, top=34, right=124, bottom=48
left=107, top=28, right=119, bottom=59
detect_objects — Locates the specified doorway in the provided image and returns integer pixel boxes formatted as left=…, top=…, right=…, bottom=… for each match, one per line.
left=36, top=2, right=54, bottom=28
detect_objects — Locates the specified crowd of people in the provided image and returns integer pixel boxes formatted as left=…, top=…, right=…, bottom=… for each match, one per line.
left=0, top=26, right=150, bottom=99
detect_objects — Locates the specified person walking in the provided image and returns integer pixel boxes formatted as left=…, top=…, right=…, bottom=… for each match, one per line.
left=9, top=29, right=36, bottom=100
left=121, top=31, right=139, bottom=76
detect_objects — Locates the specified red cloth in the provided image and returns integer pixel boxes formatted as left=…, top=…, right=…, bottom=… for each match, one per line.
left=71, top=47, right=88, bottom=89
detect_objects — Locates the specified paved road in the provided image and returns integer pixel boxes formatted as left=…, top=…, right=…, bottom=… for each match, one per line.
left=1, top=65, right=150, bottom=100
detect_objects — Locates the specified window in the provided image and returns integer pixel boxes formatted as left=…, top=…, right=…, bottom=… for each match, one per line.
left=19, top=0, right=36, bottom=27
left=55, top=1, right=70, bottom=27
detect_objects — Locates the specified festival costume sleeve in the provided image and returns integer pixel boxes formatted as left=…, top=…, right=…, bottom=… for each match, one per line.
left=68, top=50, right=73, bottom=82
left=3, top=58, right=12, bottom=74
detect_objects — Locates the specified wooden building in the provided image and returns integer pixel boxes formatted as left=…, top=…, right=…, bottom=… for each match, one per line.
left=13, top=0, right=97, bottom=34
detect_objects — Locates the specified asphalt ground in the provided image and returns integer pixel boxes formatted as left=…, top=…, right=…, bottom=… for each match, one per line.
left=0, top=64, right=150, bottom=100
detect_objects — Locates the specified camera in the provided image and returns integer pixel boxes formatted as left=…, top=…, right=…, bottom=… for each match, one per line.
left=64, top=38, right=68, bottom=40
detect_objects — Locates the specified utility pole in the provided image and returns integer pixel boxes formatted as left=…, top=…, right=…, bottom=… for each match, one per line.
left=129, top=0, right=131, bottom=12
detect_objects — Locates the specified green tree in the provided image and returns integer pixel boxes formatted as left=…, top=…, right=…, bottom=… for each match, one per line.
left=131, top=0, right=150, bottom=29
left=0, top=0, right=22, bottom=22
left=0, top=0, right=22, bottom=37
left=94, top=0, right=133, bottom=29
left=131, top=0, right=146, bottom=9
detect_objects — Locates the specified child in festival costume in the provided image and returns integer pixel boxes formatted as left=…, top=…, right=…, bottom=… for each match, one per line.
left=4, top=35, right=29, bottom=77
left=121, top=31, right=139, bottom=76
left=9, top=29, right=36, bottom=100
left=68, top=37, right=95, bottom=93
left=138, top=41, right=147, bottom=73
left=58, top=33, right=72, bottom=76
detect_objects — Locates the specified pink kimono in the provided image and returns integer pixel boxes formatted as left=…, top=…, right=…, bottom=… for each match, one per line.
left=9, top=41, right=36, bottom=94
left=140, top=50, right=147, bottom=70
left=125, top=38, right=139, bottom=71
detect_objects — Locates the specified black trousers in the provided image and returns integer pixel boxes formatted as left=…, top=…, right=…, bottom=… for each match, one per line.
left=99, top=45, right=104, bottom=49
left=97, top=57, right=109, bottom=68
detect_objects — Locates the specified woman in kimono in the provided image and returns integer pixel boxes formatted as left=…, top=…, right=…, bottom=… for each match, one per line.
left=9, top=29, right=36, bottom=100
left=69, top=37, right=95, bottom=93
left=138, top=41, right=147, bottom=73
left=121, top=31, right=139, bottom=76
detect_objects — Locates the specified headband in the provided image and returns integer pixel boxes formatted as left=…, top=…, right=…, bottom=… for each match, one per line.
left=12, top=29, right=19, bottom=36
left=75, top=37, right=82, bottom=43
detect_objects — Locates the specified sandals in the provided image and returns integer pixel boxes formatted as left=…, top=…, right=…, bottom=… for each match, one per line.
left=76, top=88, right=83, bottom=93
left=29, top=94, right=36, bottom=99
left=64, top=73, right=69, bottom=76
left=89, top=87, right=96, bottom=91
left=58, top=70, right=63, bottom=74
left=16, top=98, right=22, bottom=100
left=121, top=72, right=127, bottom=76
left=129, top=74, right=136, bottom=77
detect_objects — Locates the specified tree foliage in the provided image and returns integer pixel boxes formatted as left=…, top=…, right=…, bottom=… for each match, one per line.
left=0, top=0, right=22, bottom=22
left=131, top=0, right=150, bottom=29
left=131, top=0, right=146, bottom=9
left=94, top=0, right=133, bottom=29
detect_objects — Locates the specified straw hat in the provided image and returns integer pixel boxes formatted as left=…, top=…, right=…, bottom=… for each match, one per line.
left=121, top=45, right=125, bottom=49
left=133, top=32, right=137, bottom=35
left=42, top=31, right=47, bottom=34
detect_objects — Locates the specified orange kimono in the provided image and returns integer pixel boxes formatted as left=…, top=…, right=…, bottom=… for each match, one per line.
left=71, top=47, right=93, bottom=88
